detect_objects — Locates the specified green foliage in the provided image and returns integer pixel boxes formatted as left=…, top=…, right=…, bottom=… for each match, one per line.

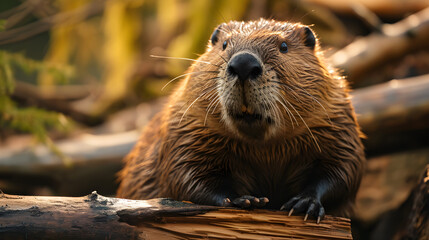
left=0, top=19, right=6, bottom=31
left=0, top=50, right=73, bottom=85
left=0, top=50, right=74, bottom=161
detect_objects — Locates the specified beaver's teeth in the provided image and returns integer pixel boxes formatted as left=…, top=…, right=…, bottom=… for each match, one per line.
left=241, top=105, right=247, bottom=113
left=246, top=106, right=254, bottom=115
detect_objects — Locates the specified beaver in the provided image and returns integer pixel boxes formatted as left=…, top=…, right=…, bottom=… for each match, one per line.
left=117, top=19, right=365, bottom=222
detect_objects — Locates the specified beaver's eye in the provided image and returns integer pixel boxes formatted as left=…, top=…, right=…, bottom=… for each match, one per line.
left=279, top=42, right=288, bottom=53
left=222, top=41, right=227, bottom=50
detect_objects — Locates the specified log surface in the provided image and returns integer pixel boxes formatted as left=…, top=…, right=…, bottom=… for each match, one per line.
left=0, top=192, right=352, bottom=240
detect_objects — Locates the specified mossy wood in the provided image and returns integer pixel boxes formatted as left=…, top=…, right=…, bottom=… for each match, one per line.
left=0, top=192, right=352, bottom=240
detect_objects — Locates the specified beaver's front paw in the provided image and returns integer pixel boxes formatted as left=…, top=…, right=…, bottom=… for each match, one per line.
left=280, top=194, right=325, bottom=223
left=223, top=195, right=269, bottom=208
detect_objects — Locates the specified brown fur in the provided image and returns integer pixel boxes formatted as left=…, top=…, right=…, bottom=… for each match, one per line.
left=117, top=19, right=365, bottom=217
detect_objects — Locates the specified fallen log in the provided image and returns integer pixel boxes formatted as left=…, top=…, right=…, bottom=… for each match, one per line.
left=351, top=74, right=429, bottom=155
left=331, top=7, right=429, bottom=86
left=0, top=131, right=138, bottom=196
left=0, top=191, right=352, bottom=240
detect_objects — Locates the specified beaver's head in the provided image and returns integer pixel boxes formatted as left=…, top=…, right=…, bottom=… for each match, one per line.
left=184, top=19, right=336, bottom=142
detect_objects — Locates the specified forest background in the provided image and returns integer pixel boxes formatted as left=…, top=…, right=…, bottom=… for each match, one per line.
left=1, top=0, right=429, bottom=239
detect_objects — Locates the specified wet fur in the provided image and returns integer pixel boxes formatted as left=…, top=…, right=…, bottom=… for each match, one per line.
left=117, top=19, right=365, bottom=217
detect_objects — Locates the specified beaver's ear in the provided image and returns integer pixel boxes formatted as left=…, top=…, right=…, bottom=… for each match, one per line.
left=303, top=26, right=316, bottom=50
left=210, top=24, right=224, bottom=45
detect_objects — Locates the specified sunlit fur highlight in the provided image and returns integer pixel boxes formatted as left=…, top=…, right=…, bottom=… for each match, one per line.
left=117, top=19, right=365, bottom=217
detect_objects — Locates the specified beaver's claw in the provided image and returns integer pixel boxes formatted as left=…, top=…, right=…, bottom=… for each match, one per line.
left=280, top=194, right=325, bottom=223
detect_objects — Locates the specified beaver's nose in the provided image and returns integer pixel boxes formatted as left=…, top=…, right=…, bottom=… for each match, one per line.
left=227, top=53, right=262, bottom=82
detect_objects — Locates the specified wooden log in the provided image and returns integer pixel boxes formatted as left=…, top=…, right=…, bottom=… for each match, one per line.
left=0, top=131, right=138, bottom=196
left=351, top=74, right=429, bottom=156
left=331, top=7, right=429, bottom=85
left=0, top=191, right=352, bottom=240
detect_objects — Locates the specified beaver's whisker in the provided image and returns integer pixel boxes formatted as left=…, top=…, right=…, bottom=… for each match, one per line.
left=175, top=80, right=215, bottom=121
left=267, top=81, right=297, bottom=127
left=150, top=55, right=220, bottom=67
left=286, top=100, right=321, bottom=152
left=201, top=86, right=217, bottom=104
left=210, top=98, right=222, bottom=115
left=203, top=76, right=222, bottom=82
left=179, top=85, right=218, bottom=125
left=212, top=51, right=228, bottom=64
left=204, top=96, right=220, bottom=126
left=272, top=80, right=331, bottom=125
left=274, top=80, right=315, bottom=108
left=292, top=85, right=332, bottom=124
left=205, top=88, right=218, bottom=102
left=265, top=93, right=281, bottom=126
left=271, top=81, right=304, bottom=105
left=262, top=95, right=278, bottom=124
left=205, top=89, right=219, bottom=107
left=276, top=93, right=297, bottom=128
left=211, top=98, right=221, bottom=114
left=278, top=97, right=295, bottom=128
left=271, top=85, right=304, bottom=116
left=162, top=71, right=214, bottom=91
left=204, top=89, right=219, bottom=112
